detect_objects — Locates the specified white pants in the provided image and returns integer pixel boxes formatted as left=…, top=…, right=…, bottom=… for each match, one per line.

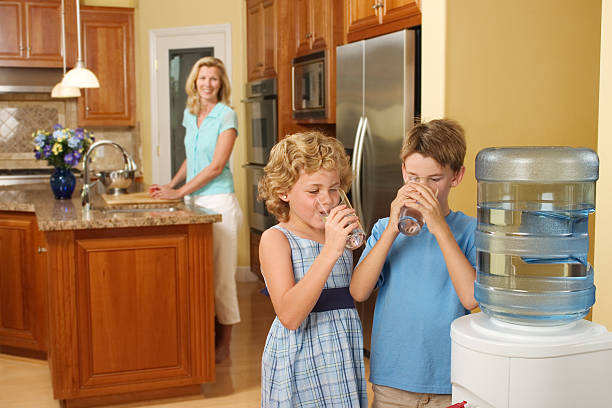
left=194, top=193, right=243, bottom=325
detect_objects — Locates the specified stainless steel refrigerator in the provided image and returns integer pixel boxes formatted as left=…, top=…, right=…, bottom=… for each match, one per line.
left=337, top=28, right=420, bottom=353
left=336, top=28, right=420, bottom=235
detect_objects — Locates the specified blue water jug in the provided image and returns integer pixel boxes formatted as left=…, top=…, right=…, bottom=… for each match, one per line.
left=474, top=147, right=599, bottom=325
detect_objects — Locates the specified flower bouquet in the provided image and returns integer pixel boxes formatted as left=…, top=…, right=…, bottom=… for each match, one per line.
left=33, top=124, right=95, bottom=199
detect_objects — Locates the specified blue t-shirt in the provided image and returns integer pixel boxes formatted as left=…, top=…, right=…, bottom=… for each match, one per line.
left=182, top=103, right=238, bottom=196
left=358, top=211, right=476, bottom=394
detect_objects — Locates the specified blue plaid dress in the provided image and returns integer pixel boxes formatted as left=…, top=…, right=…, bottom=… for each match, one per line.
left=261, top=225, right=367, bottom=408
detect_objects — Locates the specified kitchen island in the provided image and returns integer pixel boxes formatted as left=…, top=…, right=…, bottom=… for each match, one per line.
left=0, top=183, right=221, bottom=407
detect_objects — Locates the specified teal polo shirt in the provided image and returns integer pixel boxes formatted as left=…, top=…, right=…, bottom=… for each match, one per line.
left=182, top=103, right=238, bottom=196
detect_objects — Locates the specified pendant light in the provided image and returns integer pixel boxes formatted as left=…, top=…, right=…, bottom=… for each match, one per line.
left=62, top=0, right=99, bottom=88
left=52, top=0, right=80, bottom=98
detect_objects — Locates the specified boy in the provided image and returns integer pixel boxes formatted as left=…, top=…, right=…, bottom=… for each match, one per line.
left=350, top=119, right=477, bottom=407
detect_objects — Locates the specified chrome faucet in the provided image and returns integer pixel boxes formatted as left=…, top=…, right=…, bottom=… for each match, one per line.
left=81, top=141, right=137, bottom=211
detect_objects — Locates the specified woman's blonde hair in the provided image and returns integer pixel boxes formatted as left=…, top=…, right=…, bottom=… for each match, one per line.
left=258, top=131, right=352, bottom=223
left=185, top=56, right=231, bottom=115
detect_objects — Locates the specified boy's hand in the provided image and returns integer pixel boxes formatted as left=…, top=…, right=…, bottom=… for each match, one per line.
left=386, top=183, right=418, bottom=234
left=405, top=182, right=448, bottom=236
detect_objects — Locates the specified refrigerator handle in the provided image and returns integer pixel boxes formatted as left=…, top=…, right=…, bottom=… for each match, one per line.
left=352, top=116, right=367, bottom=224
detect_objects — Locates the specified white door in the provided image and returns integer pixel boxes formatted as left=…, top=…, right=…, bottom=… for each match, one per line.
left=149, top=24, right=232, bottom=184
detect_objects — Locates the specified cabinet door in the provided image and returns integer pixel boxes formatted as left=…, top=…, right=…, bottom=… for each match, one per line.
left=261, top=0, right=277, bottom=78
left=0, top=212, right=47, bottom=353
left=345, top=0, right=420, bottom=43
left=246, top=0, right=276, bottom=81
left=24, top=1, right=62, bottom=63
left=295, top=0, right=311, bottom=56
left=0, top=1, right=24, bottom=60
left=77, top=7, right=135, bottom=126
left=246, top=0, right=264, bottom=80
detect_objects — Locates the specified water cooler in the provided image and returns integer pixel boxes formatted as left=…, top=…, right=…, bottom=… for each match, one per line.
left=451, top=147, right=612, bottom=408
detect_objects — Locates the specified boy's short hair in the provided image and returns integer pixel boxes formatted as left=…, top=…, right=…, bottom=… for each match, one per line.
left=400, top=119, right=466, bottom=173
left=258, top=131, right=352, bottom=223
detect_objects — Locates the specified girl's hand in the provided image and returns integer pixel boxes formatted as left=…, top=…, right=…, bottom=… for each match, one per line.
left=322, top=204, right=357, bottom=256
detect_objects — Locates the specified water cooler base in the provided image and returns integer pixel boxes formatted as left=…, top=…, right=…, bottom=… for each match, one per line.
left=450, top=313, right=612, bottom=408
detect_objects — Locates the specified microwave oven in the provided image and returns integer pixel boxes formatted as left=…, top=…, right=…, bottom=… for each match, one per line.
left=292, top=51, right=326, bottom=120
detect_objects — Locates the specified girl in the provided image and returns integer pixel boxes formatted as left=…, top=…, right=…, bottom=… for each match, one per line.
left=257, top=131, right=367, bottom=407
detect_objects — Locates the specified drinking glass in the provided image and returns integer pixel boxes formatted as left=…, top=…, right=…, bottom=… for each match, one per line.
left=315, top=189, right=366, bottom=250
left=398, top=206, right=424, bottom=236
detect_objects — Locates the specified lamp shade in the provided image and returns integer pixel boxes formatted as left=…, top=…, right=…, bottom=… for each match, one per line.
left=63, top=61, right=100, bottom=88
left=51, top=80, right=81, bottom=98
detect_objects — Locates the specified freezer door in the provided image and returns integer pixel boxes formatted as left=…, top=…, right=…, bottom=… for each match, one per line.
left=359, top=30, right=416, bottom=234
left=336, top=40, right=364, bottom=150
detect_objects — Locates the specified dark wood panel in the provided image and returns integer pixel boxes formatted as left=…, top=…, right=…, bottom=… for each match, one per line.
left=0, top=212, right=47, bottom=352
left=46, top=224, right=215, bottom=402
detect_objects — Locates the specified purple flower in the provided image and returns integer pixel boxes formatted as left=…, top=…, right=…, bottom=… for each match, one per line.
left=34, top=150, right=42, bottom=159
left=53, top=124, right=63, bottom=131
left=43, top=145, right=52, bottom=158
left=68, top=136, right=80, bottom=148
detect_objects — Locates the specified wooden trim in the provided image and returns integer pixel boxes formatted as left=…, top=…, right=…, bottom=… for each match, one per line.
left=61, top=384, right=201, bottom=408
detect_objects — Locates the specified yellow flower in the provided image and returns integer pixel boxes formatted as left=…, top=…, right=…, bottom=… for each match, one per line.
left=52, top=143, right=63, bottom=155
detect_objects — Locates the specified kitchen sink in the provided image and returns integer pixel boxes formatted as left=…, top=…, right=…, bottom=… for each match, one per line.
left=103, top=207, right=179, bottom=214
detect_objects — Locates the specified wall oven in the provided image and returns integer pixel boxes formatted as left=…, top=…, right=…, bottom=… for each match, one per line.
left=242, top=77, right=278, bottom=232
left=244, top=78, right=277, bottom=165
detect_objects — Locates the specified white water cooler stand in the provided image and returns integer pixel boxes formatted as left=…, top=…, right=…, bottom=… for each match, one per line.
left=450, top=313, right=612, bottom=407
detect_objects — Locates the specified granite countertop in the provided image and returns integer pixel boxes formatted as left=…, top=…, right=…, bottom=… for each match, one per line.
left=0, top=182, right=221, bottom=231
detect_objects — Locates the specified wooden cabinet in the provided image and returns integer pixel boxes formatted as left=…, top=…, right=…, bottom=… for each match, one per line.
left=344, top=0, right=421, bottom=43
left=246, top=0, right=277, bottom=81
left=294, top=0, right=342, bottom=57
left=0, top=0, right=76, bottom=67
left=77, top=6, right=135, bottom=126
left=292, top=0, right=342, bottom=123
left=0, top=212, right=47, bottom=356
left=45, top=224, right=214, bottom=403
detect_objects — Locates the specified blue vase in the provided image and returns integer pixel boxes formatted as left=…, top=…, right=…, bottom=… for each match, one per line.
left=50, top=167, right=76, bottom=200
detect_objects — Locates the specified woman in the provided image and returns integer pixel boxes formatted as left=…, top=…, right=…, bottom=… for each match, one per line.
left=149, top=56, right=242, bottom=363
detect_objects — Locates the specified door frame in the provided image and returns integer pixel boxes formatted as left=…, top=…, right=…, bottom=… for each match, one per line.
left=149, top=24, right=232, bottom=184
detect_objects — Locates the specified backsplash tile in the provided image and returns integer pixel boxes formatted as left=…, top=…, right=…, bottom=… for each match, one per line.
left=0, top=94, right=140, bottom=173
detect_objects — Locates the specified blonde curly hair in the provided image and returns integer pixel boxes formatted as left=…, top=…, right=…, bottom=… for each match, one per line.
left=258, top=131, right=352, bottom=223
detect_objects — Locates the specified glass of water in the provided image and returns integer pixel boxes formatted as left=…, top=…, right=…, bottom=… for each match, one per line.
left=398, top=206, right=424, bottom=236
left=315, top=189, right=365, bottom=250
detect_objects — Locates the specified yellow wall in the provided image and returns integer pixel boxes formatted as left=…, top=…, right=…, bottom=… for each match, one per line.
left=595, top=0, right=611, bottom=329
left=423, top=0, right=607, bottom=326
left=445, top=0, right=601, bottom=217
left=84, top=0, right=250, bottom=266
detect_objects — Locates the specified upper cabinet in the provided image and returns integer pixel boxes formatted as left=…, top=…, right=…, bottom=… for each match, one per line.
left=77, top=6, right=135, bottom=126
left=246, top=0, right=277, bottom=81
left=0, top=0, right=77, bottom=68
left=294, top=0, right=342, bottom=57
left=344, top=0, right=421, bottom=43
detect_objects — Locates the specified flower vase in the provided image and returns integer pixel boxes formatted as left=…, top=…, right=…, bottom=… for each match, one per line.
left=50, top=167, right=76, bottom=200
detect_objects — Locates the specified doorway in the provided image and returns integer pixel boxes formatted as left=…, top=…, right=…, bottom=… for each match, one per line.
left=149, top=24, right=231, bottom=184
left=168, top=47, right=213, bottom=180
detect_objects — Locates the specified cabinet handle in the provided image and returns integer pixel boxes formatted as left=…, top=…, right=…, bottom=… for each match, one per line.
left=372, top=2, right=383, bottom=9
left=86, top=106, right=90, bottom=111
left=305, top=33, right=312, bottom=39
left=37, top=247, right=47, bottom=253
